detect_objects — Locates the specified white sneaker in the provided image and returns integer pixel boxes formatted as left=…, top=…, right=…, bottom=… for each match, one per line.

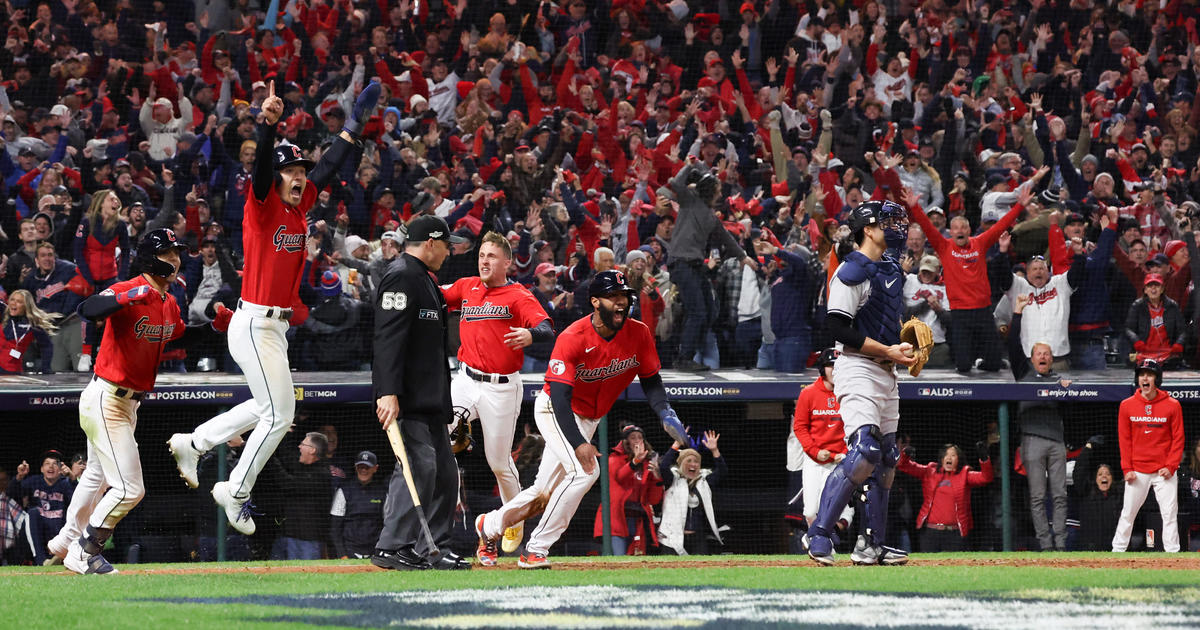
left=168, top=433, right=201, bottom=489
left=63, top=539, right=117, bottom=575
left=76, top=354, right=92, bottom=372
left=850, top=535, right=881, bottom=565
left=501, top=522, right=524, bottom=554
left=212, top=481, right=256, bottom=535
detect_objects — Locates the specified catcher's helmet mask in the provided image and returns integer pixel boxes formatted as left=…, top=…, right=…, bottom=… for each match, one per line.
left=136, top=228, right=186, bottom=278
left=849, top=200, right=908, bottom=249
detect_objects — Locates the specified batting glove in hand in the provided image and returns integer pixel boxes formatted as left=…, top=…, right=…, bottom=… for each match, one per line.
left=115, top=285, right=154, bottom=306
left=660, top=408, right=688, bottom=445
left=211, top=303, right=233, bottom=332
left=344, top=81, right=381, bottom=136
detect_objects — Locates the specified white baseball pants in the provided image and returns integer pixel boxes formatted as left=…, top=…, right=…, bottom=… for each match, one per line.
left=482, top=390, right=599, bottom=555
left=800, top=451, right=854, bottom=523
left=1112, top=471, right=1179, bottom=552
left=77, top=378, right=144, bottom=530
left=451, top=367, right=524, bottom=503
left=190, top=305, right=294, bottom=499
left=832, top=354, right=899, bottom=436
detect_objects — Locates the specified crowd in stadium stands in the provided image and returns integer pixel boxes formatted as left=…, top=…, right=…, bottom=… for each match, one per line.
left=0, top=0, right=1197, bottom=377
left=3, top=0, right=1200, bottom=559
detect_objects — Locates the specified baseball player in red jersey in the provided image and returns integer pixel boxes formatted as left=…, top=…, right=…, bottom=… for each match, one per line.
left=474, top=270, right=688, bottom=569
left=1112, top=359, right=1185, bottom=552
left=57, top=228, right=186, bottom=574
left=789, top=349, right=853, bottom=539
left=442, top=232, right=552, bottom=559
left=168, top=80, right=381, bottom=535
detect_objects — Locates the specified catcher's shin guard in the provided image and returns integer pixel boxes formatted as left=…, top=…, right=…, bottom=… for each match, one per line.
left=863, top=432, right=899, bottom=542
left=810, top=426, right=881, bottom=538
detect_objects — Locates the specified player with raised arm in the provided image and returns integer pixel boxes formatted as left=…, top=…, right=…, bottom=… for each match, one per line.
left=473, top=270, right=688, bottom=569
left=60, top=229, right=186, bottom=574
left=167, top=80, right=381, bottom=535
left=442, top=232, right=553, bottom=560
left=805, top=200, right=917, bottom=566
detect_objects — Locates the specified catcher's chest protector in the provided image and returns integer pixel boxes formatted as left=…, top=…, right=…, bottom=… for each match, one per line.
left=840, top=251, right=904, bottom=346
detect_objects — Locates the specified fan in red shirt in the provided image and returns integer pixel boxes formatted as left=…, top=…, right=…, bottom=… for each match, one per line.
left=788, top=349, right=853, bottom=548
left=169, top=80, right=381, bottom=537
left=906, top=175, right=1043, bottom=373
left=1112, top=359, right=1185, bottom=552
left=443, top=232, right=552, bottom=563
left=61, top=228, right=186, bottom=575
left=474, top=270, right=688, bottom=570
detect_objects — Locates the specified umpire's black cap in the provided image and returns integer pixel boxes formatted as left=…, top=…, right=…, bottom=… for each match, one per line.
left=589, top=270, right=636, bottom=299
left=406, top=214, right=468, bottom=244
left=274, top=143, right=315, bottom=170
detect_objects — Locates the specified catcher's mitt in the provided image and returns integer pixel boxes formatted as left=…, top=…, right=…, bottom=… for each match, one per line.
left=450, top=407, right=474, bottom=454
left=899, top=317, right=934, bottom=377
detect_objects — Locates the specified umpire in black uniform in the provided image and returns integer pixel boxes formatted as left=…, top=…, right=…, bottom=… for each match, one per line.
left=371, top=215, right=471, bottom=571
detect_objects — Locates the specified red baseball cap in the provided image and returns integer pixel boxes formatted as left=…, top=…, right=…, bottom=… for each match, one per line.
left=535, top=262, right=557, bottom=277
left=1144, top=273, right=1164, bottom=287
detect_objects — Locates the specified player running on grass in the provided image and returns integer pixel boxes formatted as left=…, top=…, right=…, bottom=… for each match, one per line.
left=805, top=200, right=915, bottom=566
left=442, top=231, right=552, bottom=556
left=474, top=270, right=688, bottom=568
left=58, top=229, right=186, bottom=574
left=167, top=80, right=381, bottom=535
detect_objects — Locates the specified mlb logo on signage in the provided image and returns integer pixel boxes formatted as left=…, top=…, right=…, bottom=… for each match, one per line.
left=919, top=388, right=930, bottom=396
left=1038, top=389, right=1049, bottom=397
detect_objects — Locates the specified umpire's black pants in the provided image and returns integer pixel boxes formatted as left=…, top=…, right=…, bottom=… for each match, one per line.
left=377, top=417, right=458, bottom=557
left=949, top=307, right=1005, bottom=373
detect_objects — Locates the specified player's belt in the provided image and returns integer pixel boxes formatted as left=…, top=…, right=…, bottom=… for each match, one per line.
left=237, top=299, right=293, bottom=321
left=926, top=523, right=959, bottom=532
left=463, top=365, right=509, bottom=384
left=91, top=375, right=144, bottom=401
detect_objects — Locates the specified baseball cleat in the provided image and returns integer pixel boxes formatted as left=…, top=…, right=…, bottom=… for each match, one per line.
left=475, top=515, right=498, bottom=567
left=501, top=522, right=524, bottom=554
left=805, top=534, right=836, bottom=566
left=518, top=552, right=551, bottom=569
left=879, top=545, right=910, bottom=566
left=212, top=481, right=257, bottom=535
left=850, top=535, right=881, bottom=565
left=63, top=539, right=118, bottom=575
left=168, top=433, right=200, bottom=489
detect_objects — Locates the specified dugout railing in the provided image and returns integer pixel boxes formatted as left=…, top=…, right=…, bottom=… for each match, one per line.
left=2, top=369, right=1197, bottom=561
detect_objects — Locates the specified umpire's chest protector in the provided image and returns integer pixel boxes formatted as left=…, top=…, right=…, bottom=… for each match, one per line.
left=838, top=251, right=904, bottom=346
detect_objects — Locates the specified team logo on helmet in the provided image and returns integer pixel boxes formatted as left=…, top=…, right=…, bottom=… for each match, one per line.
left=614, top=271, right=626, bottom=285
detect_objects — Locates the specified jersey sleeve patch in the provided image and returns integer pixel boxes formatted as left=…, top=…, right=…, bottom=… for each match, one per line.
left=380, top=292, right=408, bottom=311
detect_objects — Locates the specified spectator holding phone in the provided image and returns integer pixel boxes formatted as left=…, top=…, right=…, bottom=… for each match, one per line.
left=594, top=425, right=663, bottom=555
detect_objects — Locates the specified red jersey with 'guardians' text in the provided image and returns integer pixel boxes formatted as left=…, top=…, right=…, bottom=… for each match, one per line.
left=442, top=277, right=549, bottom=375
left=94, top=276, right=184, bottom=392
left=543, top=316, right=660, bottom=419
left=793, top=377, right=846, bottom=460
left=241, top=180, right=316, bottom=307
left=1118, top=391, right=1185, bottom=475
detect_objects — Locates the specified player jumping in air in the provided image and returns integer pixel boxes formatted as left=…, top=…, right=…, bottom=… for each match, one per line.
left=168, top=80, right=381, bottom=535
left=805, top=200, right=916, bottom=566
left=442, top=232, right=553, bottom=559
left=474, top=270, right=688, bottom=569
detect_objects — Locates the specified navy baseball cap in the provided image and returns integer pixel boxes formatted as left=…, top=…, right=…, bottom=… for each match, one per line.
left=274, top=143, right=315, bottom=170
left=355, top=451, right=378, bottom=467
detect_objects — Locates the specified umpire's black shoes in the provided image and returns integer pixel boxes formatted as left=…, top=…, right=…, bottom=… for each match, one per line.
left=371, top=548, right=431, bottom=571
left=429, top=551, right=472, bottom=570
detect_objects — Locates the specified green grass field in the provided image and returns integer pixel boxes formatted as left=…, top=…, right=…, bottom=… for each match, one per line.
left=4, top=554, right=1200, bottom=629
